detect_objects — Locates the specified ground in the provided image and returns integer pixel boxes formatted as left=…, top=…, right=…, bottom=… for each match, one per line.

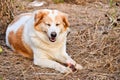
left=0, top=0, right=120, bottom=80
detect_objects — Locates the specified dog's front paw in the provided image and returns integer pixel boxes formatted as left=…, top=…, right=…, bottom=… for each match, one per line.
left=67, top=63, right=76, bottom=72
left=67, top=63, right=83, bottom=72
left=75, top=64, right=83, bottom=70
left=59, top=66, right=72, bottom=73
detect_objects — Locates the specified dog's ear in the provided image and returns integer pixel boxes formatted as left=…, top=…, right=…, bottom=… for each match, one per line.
left=62, top=14, right=70, bottom=28
left=34, top=11, right=47, bottom=26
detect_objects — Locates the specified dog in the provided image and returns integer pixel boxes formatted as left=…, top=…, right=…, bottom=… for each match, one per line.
left=6, top=9, right=83, bottom=73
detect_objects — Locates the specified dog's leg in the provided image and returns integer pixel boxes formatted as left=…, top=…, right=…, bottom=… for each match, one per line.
left=60, top=52, right=83, bottom=71
left=66, top=56, right=83, bottom=71
left=34, top=58, right=72, bottom=73
left=33, top=49, right=72, bottom=73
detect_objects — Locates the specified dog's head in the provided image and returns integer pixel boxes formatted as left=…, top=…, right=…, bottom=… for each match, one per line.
left=34, top=9, right=70, bottom=42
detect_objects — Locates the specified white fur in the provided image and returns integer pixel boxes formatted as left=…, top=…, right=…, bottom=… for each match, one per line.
left=6, top=9, right=83, bottom=73
left=47, top=23, right=60, bottom=38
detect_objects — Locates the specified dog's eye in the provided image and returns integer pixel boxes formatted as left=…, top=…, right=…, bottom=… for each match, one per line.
left=56, top=24, right=60, bottom=26
left=46, top=23, right=51, bottom=26
left=47, top=24, right=51, bottom=26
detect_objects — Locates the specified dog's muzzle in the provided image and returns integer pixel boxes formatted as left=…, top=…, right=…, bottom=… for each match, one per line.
left=49, top=32, right=57, bottom=42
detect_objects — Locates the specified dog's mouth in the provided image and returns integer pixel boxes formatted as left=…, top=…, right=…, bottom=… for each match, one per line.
left=49, top=37, right=56, bottom=42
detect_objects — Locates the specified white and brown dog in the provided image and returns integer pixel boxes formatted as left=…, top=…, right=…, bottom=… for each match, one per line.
left=6, top=9, right=83, bottom=73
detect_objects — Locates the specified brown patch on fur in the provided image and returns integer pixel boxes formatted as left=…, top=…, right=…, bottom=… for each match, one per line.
left=9, top=13, right=32, bottom=26
left=34, top=11, right=52, bottom=32
left=55, top=14, right=69, bottom=32
left=57, top=11, right=69, bottom=29
left=62, top=16, right=70, bottom=28
left=34, top=11, right=49, bottom=26
left=34, top=12, right=48, bottom=32
left=8, top=25, right=33, bottom=59
left=34, top=25, right=42, bottom=32
left=34, top=16, right=53, bottom=32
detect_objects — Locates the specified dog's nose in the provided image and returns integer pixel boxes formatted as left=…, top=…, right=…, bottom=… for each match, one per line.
left=51, top=32, right=57, bottom=38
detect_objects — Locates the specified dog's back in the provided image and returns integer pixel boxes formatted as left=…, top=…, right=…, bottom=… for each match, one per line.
left=6, top=13, right=33, bottom=58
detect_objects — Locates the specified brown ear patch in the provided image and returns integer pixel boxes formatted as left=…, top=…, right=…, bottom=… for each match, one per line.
left=34, top=11, right=48, bottom=32
left=8, top=25, right=33, bottom=59
left=34, top=11, right=48, bottom=26
left=62, top=16, right=70, bottom=28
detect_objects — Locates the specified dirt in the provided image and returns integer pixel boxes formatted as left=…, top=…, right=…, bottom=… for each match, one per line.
left=0, top=1, right=120, bottom=80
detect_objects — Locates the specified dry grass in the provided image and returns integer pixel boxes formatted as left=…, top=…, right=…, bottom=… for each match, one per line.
left=53, top=0, right=64, bottom=3
left=0, top=0, right=15, bottom=35
left=64, top=0, right=109, bottom=5
left=0, top=0, right=27, bottom=36
left=0, top=0, right=120, bottom=80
